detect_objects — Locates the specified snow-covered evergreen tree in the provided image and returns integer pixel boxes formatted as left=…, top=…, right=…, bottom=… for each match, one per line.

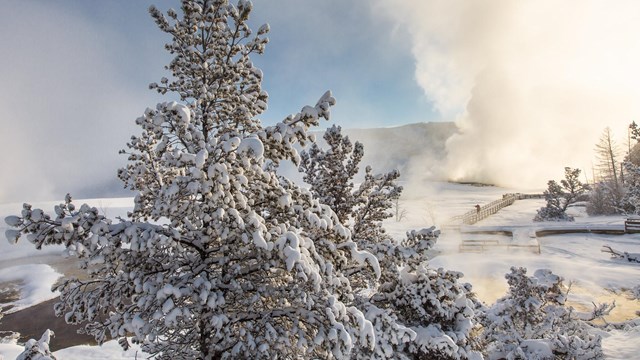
left=299, top=127, right=482, bottom=359
left=300, top=125, right=365, bottom=224
left=616, top=120, right=640, bottom=214
left=621, top=146, right=640, bottom=214
left=16, top=330, right=56, bottom=360
left=300, top=125, right=402, bottom=245
left=350, top=166, right=402, bottom=249
left=480, top=267, right=602, bottom=360
left=5, top=1, right=381, bottom=358
left=300, top=125, right=402, bottom=287
left=534, top=167, right=589, bottom=222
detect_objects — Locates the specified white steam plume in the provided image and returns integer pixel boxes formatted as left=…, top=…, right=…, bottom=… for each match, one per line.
left=374, top=0, right=640, bottom=188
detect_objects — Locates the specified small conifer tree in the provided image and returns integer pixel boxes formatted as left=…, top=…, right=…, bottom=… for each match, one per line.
left=535, top=167, right=589, bottom=221
left=300, top=126, right=482, bottom=359
left=481, top=267, right=603, bottom=359
left=299, top=125, right=402, bottom=252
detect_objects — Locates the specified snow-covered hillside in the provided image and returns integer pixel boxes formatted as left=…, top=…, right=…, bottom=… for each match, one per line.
left=26, top=122, right=458, bottom=203
left=341, top=122, right=456, bottom=178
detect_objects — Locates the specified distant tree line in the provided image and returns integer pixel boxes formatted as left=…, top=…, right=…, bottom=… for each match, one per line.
left=535, top=122, right=640, bottom=221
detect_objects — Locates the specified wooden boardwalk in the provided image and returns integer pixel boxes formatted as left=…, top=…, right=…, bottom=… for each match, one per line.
left=458, top=227, right=541, bottom=254
left=457, top=223, right=631, bottom=254
left=448, top=193, right=543, bottom=226
left=447, top=193, right=634, bottom=254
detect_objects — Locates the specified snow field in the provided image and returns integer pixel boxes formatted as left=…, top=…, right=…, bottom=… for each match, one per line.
left=1, top=185, right=639, bottom=358
left=384, top=182, right=640, bottom=358
left=0, top=337, right=149, bottom=359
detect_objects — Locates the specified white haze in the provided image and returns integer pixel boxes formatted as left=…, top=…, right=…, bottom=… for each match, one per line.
left=374, top=0, right=640, bottom=188
left=0, top=3, right=161, bottom=204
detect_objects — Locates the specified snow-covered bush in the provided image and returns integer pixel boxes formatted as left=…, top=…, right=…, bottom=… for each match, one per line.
left=16, top=330, right=56, bottom=360
left=621, top=160, right=640, bottom=214
left=587, top=181, right=624, bottom=215
left=389, top=267, right=481, bottom=359
left=534, top=167, right=589, bottom=222
left=353, top=267, right=482, bottom=360
left=533, top=205, right=574, bottom=222
left=350, top=228, right=482, bottom=360
left=480, top=267, right=602, bottom=360
left=5, top=1, right=381, bottom=358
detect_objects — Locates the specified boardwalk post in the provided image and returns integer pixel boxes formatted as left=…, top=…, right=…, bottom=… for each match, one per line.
left=625, top=218, right=640, bottom=233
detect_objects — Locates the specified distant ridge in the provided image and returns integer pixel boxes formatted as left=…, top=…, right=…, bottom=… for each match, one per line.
left=341, top=121, right=457, bottom=177
left=83, top=122, right=458, bottom=198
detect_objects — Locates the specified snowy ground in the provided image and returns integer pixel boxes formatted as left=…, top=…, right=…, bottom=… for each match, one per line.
left=386, top=182, right=640, bottom=359
left=1, top=184, right=639, bottom=358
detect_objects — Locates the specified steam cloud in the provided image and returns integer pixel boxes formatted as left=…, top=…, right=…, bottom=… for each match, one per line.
left=0, top=3, right=160, bottom=203
left=375, top=0, right=640, bottom=188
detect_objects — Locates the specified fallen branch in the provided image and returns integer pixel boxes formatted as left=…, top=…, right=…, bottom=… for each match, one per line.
left=601, top=245, right=640, bottom=263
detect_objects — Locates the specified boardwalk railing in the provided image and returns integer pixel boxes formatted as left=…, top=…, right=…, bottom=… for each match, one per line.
left=449, top=193, right=544, bottom=226
left=459, top=241, right=541, bottom=254
left=625, top=218, right=640, bottom=233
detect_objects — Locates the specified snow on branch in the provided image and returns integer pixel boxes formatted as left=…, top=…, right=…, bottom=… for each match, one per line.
left=601, top=245, right=640, bottom=263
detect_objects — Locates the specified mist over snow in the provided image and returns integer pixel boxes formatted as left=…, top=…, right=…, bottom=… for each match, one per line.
left=265, top=122, right=456, bottom=193
left=374, top=0, right=640, bottom=188
left=0, top=2, right=169, bottom=203
left=341, top=123, right=457, bottom=185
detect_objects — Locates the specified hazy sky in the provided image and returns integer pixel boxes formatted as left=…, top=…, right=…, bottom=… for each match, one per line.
left=0, top=0, right=437, bottom=203
left=3, top=0, right=640, bottom=203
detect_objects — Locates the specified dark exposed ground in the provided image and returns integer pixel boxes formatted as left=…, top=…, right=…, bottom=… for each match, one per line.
left=0, top=255, right=97, bottom=351
left=0, top=298, right=96, bottom=351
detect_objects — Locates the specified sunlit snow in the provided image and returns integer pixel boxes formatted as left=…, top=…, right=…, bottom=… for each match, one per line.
left=1, top=182, right=639, bottom=358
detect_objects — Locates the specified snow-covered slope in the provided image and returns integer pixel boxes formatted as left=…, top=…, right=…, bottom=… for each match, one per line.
left=341, top=121, right=456, bottom=177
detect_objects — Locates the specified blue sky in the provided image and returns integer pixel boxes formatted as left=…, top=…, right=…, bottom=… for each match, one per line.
left=9, top=0, right=439, bottom=128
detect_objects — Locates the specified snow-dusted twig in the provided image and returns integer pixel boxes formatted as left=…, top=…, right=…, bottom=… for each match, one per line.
left=601, top=245, right=640, bottom=263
